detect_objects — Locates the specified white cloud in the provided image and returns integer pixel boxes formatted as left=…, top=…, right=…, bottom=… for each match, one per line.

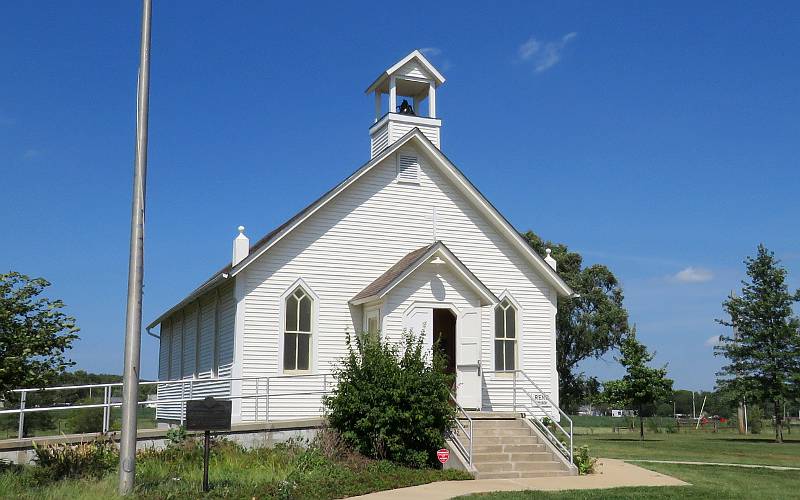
left=704, top=335, right=722, bottom=347
left=517, top=32, right=577, bottom=73
left=419, top=47, right=452, bottom=71
left=671, top=266, right=714, bottom=283
left=518, top=39, right=541, bottom=61
left=420, top=47, right=442, bottom=57
left=23, top=148, right=42, bottom=160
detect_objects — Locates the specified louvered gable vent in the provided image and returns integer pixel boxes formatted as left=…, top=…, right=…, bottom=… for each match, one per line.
left=397, top=154, right=420, bottom=182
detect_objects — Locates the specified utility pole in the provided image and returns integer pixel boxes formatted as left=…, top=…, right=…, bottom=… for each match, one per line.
left=119, top=0, right=152, bottom=494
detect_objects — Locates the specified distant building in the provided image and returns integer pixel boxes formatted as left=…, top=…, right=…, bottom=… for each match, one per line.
left=578, top=405, right=602, bottom=416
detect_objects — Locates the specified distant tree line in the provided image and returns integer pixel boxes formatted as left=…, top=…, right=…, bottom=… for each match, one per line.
left=0, top=370, right=156, bottom=438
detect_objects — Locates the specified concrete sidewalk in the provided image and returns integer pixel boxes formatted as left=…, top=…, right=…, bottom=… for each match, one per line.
left=347, top=459, right=688, bottom=499
left=627, top=459, right=800, bottom=471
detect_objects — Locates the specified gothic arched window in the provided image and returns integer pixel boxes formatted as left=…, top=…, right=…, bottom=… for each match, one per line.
left=284, top=286, right=312, bottom=371
left=494, top=298, right=517, bottom=371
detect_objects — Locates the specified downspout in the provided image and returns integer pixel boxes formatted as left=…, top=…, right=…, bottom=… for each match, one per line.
left=146, top=326, right=160, bottom=340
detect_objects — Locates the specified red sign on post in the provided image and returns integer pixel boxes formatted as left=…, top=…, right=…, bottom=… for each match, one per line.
left=437, top=448, right=449, bottom=464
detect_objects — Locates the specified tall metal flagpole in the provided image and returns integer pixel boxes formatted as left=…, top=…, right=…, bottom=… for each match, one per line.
left=119, top=0, right=152, bottom=494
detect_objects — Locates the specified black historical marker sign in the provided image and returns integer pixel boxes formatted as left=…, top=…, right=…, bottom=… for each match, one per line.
left=186, top=397, right=232, bottom=431
left=186, top=397, right=232, bottom=492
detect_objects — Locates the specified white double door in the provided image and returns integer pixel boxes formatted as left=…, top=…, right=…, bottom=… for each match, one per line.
left=403, top=306, right=483, bottom=410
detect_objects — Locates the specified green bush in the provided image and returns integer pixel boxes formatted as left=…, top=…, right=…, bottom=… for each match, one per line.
left=572, top=445, right=597, bottom=474
left=165, top=425, right=188, bottom=446
left=324, top=330, right=456, bottom=468
left=646, top=417, right=661, bottom=434
left=32, top=438, right=117, bottom=480
left=663, top=419, right=678, bottom=433
left=748, top=406, right=763, bottom=434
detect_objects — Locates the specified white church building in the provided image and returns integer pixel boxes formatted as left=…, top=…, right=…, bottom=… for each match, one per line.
left=149, top=50, right=576, bottom=427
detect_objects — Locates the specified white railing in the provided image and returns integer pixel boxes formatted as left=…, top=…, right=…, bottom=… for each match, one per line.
left=482, top=369, right=573, bottom=465
left=447, top=392, right=473, bottom=466
left=0, top=374, right=333, bottom=440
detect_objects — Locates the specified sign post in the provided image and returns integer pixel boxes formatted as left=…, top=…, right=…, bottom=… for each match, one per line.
left=186, top=397, right=232, bottom=492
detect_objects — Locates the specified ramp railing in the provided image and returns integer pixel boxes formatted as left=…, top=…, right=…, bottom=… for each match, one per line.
left=447, top=392, right=474, bottom=466
left=481, top=369, right=573, bottom=465
left=0, top=374, right=333, bottom=440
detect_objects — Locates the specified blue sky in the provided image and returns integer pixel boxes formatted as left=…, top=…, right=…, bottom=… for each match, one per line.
left=2, top=2, right=798, bottom=390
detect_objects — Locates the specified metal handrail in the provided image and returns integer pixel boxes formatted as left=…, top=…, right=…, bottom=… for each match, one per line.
left=481, top=369, right=573, bottom=465
left=8, top=372, right=328, bottom=394
left=1, top=374, right=334, bottom=440
left=519, top=388, right=572, bottom=462
left=514, top=370, right=573, bottom=465
left=448, top=392, right=473, bottom=466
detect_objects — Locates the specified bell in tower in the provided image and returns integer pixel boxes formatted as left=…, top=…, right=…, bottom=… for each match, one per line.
left=366, top=49, right=445, bottom=157
left=397, top=99, right=415, bottom=116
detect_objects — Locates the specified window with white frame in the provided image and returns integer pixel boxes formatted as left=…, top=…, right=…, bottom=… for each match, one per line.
left=365, top=309, right=380, bottom=336
left=494, top=299, right=517, bottom=371
left=284, top=286, right=312, bottom=371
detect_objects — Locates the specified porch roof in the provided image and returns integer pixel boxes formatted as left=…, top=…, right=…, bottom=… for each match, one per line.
left=350, top=241, right=499, bottom=306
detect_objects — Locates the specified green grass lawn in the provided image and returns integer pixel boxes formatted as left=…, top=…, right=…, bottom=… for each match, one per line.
left=575, top=430, right=800, bottom=467
left=457, top=419, right=800, bottom=500
left=458, top=463, right=800, bottom=499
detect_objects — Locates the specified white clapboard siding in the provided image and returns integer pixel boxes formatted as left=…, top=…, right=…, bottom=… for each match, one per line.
left=370, top=121, right=390, bottom=157
left=181, top=304, right=198, bottom=379
left=217, top=282, right=236, bottom=379
left=398, top=60, right=428, bottom=80
left=156, top=381, right=184, bottom=421
left=169, top=315, right=182, bottom=380
left=240, top=374, right=329, bottom=422
left=237, top=140, right=558, bottom=420
left=390, top=120, right=439, bottom=147
left=198, top=294, right=215, bottom=378
left=158, top=323, right=170, bottom=381
left=156, top=282, right=236, bottom=421
left=481, top=373, right=558, bottom=419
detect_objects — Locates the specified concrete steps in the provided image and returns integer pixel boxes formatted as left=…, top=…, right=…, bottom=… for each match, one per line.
left=452, top=415, right=575, bottom=479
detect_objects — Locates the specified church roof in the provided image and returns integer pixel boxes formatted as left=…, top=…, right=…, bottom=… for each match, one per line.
left=147, top=128, right=575, bottom=329
left=350, top=241, right=498, bottom=305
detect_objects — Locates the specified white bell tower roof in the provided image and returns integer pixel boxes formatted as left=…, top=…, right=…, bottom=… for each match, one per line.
left=365, top=49, right=446, bottom=95
left=367, top=50, right=446, bottom=157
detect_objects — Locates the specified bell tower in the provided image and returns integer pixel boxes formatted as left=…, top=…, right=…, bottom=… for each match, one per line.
left=366, top=50, right=445, bottom=157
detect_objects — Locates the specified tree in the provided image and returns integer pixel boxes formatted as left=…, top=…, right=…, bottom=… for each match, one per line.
left=523, top=231, right=629, bottom=411
left=0, top=272, right=79, bottom=397
left=598, top=326, right=673, bottom=440
left=714, top=245, right=800, bottom=443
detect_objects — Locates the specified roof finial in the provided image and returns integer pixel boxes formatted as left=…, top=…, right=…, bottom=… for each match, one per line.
left=233, top=226, right=249, bottom=266
left=545, top=248, right=557, bottom=271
